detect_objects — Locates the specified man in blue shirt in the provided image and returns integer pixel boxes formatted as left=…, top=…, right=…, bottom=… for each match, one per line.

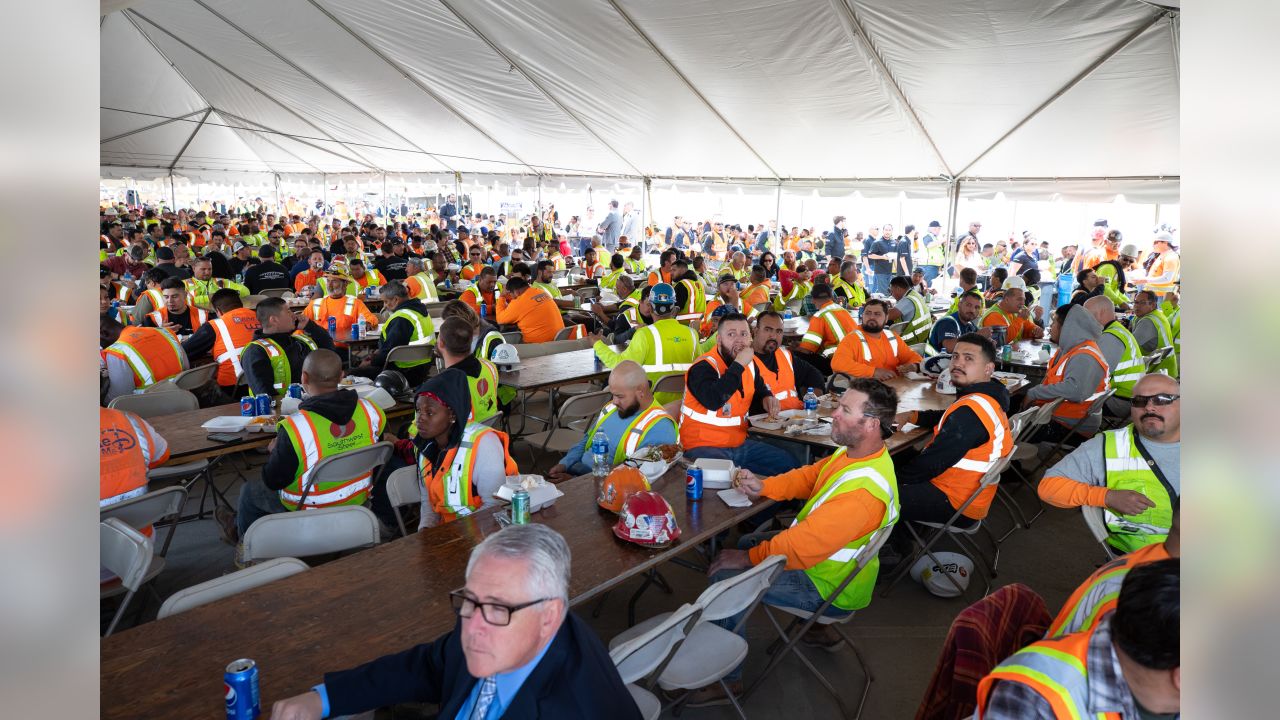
left=267, top=525, right=640, bottom=720
left=548, top=361, right=677, bottom=480
left=928, top=290, right=991, bottom=355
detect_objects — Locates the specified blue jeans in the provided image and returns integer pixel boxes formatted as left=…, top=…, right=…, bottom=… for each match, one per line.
left=685, top=440, right=799, bottom=478
left=236, top=477, right=288, bottom=538
left=920, top=265, right=940, bottom=287
left=711, top=531, right=853, bottom=680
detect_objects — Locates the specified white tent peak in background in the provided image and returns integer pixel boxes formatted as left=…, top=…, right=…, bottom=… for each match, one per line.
left=100, top=0, right=1179, bottom=201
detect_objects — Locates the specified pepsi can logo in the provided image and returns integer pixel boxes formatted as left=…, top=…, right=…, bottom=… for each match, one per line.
left=225, top=683, right=235, bottom=705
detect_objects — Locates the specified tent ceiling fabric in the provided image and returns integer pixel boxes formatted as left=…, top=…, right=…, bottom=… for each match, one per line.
left=100, top=0, right=1179, bottom=198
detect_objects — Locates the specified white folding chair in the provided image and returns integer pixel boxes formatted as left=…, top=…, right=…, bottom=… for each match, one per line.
left=611, top=556, right=787, bottom=719
left=100, top=518, right=154, bottom=636
left=997, top=398, right=1064, bottom=539
left=385, top=344, right=436, bottom=371
left=259, top=287, right=292, bottom=298
left=165, top=363, right=219, bottom=394
left=909, top=343, right=930, bottom=357
left=500, top=331, right=523, bottom=345
left=746, top=528, right=894, bottom=720
left=385, top=465, right=423, bottom=537
left=101, top=486, right=187, bottom=565
left=1081, top=505, right=1120, bottom=561
left=651, top=373, right=685, bottom=396
left=518, top=390, right=611, bottom=469
left=608, top=604, right=702, bottom=720
left=158, top=558, right=309, bottom=619
left=242, top=505, right=381, bottom=562
left=882, top=452, right=1018, bottom=600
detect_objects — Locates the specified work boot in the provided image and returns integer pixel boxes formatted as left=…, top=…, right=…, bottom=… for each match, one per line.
left=800, top=624, right=844, bottom=653
left=233, top=543, right=248, bottom=570
left=683, top=680, right=744, bottom=708
left=214, top=505, right=239, bottom=546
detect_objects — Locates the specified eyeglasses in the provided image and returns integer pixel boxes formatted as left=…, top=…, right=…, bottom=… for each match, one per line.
left=1131, top=393, right=1179, bottom=408
left=863, top=413, right=898, bottom=433
left=449, top=590, right=552, bottom=627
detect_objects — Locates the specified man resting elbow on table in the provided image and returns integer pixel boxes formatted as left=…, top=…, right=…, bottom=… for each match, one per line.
left=829, top=298, right=922, bottom=381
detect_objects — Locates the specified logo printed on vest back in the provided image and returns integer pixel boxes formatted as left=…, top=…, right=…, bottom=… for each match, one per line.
left=100, top=427, right=137, bottom=454
left=330, top=419, right=357, bottom=438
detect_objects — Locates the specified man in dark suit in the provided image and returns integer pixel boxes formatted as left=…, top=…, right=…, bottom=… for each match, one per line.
left=268, top=525, right=641, bottom=720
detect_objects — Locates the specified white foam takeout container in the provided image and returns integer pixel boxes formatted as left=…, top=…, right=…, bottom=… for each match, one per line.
left=692, top=458, right=735, bottom=489
left=494, top=475, right=564, bottom=513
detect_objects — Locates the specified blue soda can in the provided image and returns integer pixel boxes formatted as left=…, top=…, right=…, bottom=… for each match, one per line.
left=350, top=323, right=360, bottom=340
left=240, top=396, right=255, bottom=416
left=686, top=467, right=704, bottom=501
left=224, top=658, right=260, bottom=719
left=327, top=316, right=337, bottom=335
left=366, top=285, right=376, bottom=299
left=255, top=394, right=272, bottom=417
left=511, top=489, right=531, bottom=524
left=287, top=383, right=303, bottom=399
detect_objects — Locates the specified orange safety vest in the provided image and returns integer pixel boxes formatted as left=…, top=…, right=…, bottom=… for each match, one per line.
left=148, top=305, right=209, bottom=330
left=208, top=307, right=261, bottom=386
left=976, top=624, right=1120, bottom=720
left=99, top=407, right=167, bottom=511
left=103, top=326, right=188, bottom=388
left=421, top=425, right=519, bottom=523
left=740, top=282, right=771, bottom=309
left=700, top=297, right=744, bottom=337
left=137, top=288, right=165, bottom=314
left=752, top=348, right=803, bottom=411
left=1036, top=341, right=1109, bottom=424
left=648, top=268, right=673, bottom=287
left=924, top=392, right=1012, bottom=519
left=679, top=350, right=756, bottom=450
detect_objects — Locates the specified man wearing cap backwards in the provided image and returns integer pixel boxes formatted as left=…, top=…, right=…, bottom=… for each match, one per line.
left=307, top=261, right=380, bottom=357
left=686, top=378, right=900, bottom=706
left=594, top=282, right=697, bottom=405
left=700, top=274, right=750, bottom=337
left=680, top=312, right=800, bottom=477
left=241, top=244, right=292, bottom=295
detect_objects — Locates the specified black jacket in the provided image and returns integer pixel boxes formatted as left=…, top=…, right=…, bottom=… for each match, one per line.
left=243, top=261, right=292, bottom=294
left=324, top=613, right=642, bottom=720
left=262, top=388, right=361, bottom=491
left=749, top=350, right=826, bottom=415
left=826, top=227, right=845, bottom=261
left=373, top=299, right=430, bottom=367
left=895, top=380, right=1010, bottom=486
left=240, top=321, right=336, bottom=397
left=687, top=347, right=770, bottom=412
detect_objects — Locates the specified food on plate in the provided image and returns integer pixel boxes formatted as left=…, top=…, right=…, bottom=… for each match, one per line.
left=246, top=415, right=282, bottom=426
left=656, top=443, right=681, bottom=461
left=515, top=475, right=545, bottom=491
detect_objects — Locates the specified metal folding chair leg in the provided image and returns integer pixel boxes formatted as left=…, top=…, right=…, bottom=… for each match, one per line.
left=746, top=606, right=862, bottom=719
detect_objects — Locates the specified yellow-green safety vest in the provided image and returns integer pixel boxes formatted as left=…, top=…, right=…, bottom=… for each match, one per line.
left=248, top=334, right=317, bottom=396
left=381, top=307, right=436, bottom=368
left=1101, top=425, right=1175, bottom=554
left=1103, top=323, right=1145, bottom=399
left=278, top=399, right=385, bottom=510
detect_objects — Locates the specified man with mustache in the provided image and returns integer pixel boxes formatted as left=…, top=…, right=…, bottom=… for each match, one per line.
left=751, top=311, right=826, bottom=414
left=830, top=298, right=923, bottom=380
left=1037, top=374, right=1180, bottom=555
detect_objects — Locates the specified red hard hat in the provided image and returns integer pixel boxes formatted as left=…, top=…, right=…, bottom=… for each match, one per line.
left=612, top=491, right=681, bottom=547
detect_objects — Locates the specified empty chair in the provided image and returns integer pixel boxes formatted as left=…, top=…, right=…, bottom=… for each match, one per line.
left=158, top=558, right=309, bottom=619
left=100, top=518, right=154, bottom=636
left=241, top=505, right=381, bottom=562
left=608, top=604, right=701, bottom=720
left=384, top=465, right=423, bottom=537
left=384, top=344, right=436, bottom=371
left=100, top=486, right=187, bottom=560
left=165, top=363, right=219, bottom=394
left=108, top=387, right=201, bottom=416
left=518, top=391, right=611, bottom=468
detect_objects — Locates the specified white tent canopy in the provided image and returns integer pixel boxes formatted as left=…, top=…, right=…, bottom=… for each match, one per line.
left=100, top=0, right=1179, bottom=200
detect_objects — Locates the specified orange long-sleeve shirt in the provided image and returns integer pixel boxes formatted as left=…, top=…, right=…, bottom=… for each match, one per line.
left=307, top=295, right=380, bottom=348
left=829, top=326, right=922, bottom=377
left=496, top=288, right=565, bottom=343
left=1037, top=473, right=1111, bottom=508
left=747, top=450, right=888, bottom=569
left=293, top=269, right=323, bottom=292
left=980, top=308, right=1042, bottom=343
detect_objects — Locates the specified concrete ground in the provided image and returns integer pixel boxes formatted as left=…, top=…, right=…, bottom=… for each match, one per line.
left=104, top=393, right=1110, bottom=719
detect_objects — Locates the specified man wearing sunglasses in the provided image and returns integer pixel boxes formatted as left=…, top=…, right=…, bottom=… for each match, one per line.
left=268, top=524, right=639, bottom=720
left=1037, top=373, right=1180, bottom=555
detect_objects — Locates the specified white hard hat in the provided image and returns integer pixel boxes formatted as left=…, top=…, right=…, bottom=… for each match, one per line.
left=491, top=343, right=520, bottom=367
left=1003, top=276, right=1026, bottom=291
left=910, top=552, right=973, bottom=598
left=934, top=367, right=957, bottom=395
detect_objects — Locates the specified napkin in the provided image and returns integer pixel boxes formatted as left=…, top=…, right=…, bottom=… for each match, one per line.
left=717, top=489, right=753, bottom=508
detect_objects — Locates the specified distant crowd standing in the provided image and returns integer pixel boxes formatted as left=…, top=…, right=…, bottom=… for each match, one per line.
left=100, top=196, right=1181, bottom=719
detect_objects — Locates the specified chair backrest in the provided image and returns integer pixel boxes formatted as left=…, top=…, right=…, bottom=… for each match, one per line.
left=259, top=287, right=292, bottom=298
left=1031, top=398, right=1064, bottom=428
left=302, top=441, right=395, bottom=497
left=242, top=294, right=267, bottom=309
left=515, top=337, right=593, bottom=358
left=979, top=449, right=1017, bottom=489
left=888, top=321, right=908, bottom=336
left=169, top=363, right=219, bottom=392
left=157, top=558, right=309, bottom=619
left=552, top=269, right=568, bottom=279
left=477, top=414, right=502, bottom=428
left=242, top=505, right=381, bottom=561
left=556, top=390, right=612, bottom=428
left=501, top=331, right=523, bottom=345
left=651, top=373, right=685, bottom=396
left=1007, top=407, right=1039, bottom=442
left=100, top=486, right=188, bottom=555
left=385, top=465, right=422, bottom=509
left=553, top=326, right=581, bottom=341
left=100, top=518, right=153, bottom=592
left=108, top=388, right=200, bottom=417
left=609, top=603, right=701, bottom=685
left=694, top=554, right=787, bottom=623
left=1080, top=505, right=1116, bottom=558
left=385, top=344, right=435, bottom=367
left=576, top=287, right=601, bottom=301
left=142, top=380, right=184, bottom=394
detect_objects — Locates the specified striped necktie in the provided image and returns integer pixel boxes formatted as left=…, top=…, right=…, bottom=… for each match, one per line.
left=470, top=676, right=498, bottom=720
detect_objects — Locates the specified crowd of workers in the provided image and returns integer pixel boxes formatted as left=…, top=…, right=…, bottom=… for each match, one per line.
left=100, top=199, right=1181, bottom=719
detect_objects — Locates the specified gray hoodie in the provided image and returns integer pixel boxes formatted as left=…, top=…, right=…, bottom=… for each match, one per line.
left=1026, top=304, right=1108, bottom=434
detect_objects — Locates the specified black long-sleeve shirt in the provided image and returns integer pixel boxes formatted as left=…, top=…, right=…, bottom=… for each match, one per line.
left=372, top=299, right=431, bottom=368
left=240, top=321, right=336, bottom=397
left=749, top=350, right=826, bottom=415
left=895, top=380, right=1010, bottom=485
left=687, top=347, right=770, bottom=412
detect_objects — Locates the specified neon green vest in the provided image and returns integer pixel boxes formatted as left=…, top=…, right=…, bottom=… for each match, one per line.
left=678, top=278, right=706, bottom=315
left=278, top=400, right=383, bottom=510
left=1140, top=309, right=1178, bottom=378
left=1101, top=425, right=1175, bottom=554
left=381, top=307, right=435, bottom=368
left=248, top=334, right=317, bottom=396
left=585, top=401, right=673, bottom=465
left=409, top=359, right=501, bottom=435
left=922, top=235, right=946, bottom=266
left=600, top=268, right=625, bottom=290
left=533, top=281, right=563, bottom=299
left=791, top=447, right=898, bottom=610
left=1103, top=323, right=1144, bottom=399
left=900, top=291, right=932, bottom=345
left=831, top=278, right=866, bottom=307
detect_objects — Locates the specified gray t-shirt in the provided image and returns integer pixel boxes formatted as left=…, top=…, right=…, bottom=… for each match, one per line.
left=1046, top=432, right=1180, bottom=495
left=1133, top=315, right=1160, bottom=353
left=895, top=296, right=917, bottom=323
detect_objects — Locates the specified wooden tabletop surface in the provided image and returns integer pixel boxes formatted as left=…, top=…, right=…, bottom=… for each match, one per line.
left=997, top=339, right=1057, bottom=374
left=497, top=347, right=613, bottom=392
left=100, top=464, right=772, bottom=720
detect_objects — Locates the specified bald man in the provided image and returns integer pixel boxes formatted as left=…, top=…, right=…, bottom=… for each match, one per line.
left=1085, top=295, right=1145, bottom=416
left=225, top=349, right=388, bottom=545
left=548, top=360, right=677, bottom=481
left=1037, top=374, right=1180, bottom=555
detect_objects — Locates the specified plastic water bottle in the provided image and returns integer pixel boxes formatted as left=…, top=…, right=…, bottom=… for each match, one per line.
left=804, top=387, right=819, bottom=418
left=591, top=432, right=610, bottom=480
left=235, top=273, right=243, bottom=285
left=357, top=315, right=367, bottom=339
left=122, top=271, right=133, bottom=283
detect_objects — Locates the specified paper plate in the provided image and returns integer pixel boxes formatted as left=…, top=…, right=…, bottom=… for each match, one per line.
left=200, top=416, right=252, bottom=432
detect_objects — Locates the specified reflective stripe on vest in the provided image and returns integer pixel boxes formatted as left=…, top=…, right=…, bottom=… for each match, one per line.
left=848, top=328, right=900, bottom=362
left=436, top=424, right=496, bottom=517
left=753, top=348, right=800, bottom=404
left=680, top=359, right=756, bottom=427
left=1103, top=324, right=1144, bottom=397
left=803, top=304, right=852, bottom=357
left=311, top=295, right=357, bottom=323
left=975, top=628, right=1113, bottom=720
left=210, top=317, right=248, bottom=377
left=278, top=399, right=382, bottom=509
left=640, top=323, right=696, bottom=374
left=148, top=306, right=208, bottom=329
left=1101, top=425, right=1174, bottom=552
left=382, top=308, right=433, bottom=348
left=106, top=328, right=185, bottom=387
left=945, top=394, right=1009, bottom=474
left=586, top=402, right=672, bottom=465
left=904, top=291, right=931, bottom=341
left=249, top=334, right=317, bottom=393
left=1044, top=342, right=1110, bottom=418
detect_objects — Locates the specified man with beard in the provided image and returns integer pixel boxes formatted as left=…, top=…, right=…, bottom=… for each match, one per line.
left=1037, top=374, right=1180, bottom=555
left=888, top=333, right=1013, bottom=558
left=547, top=361, right=677, bottom=480
left=830, top=298, right=923, bottom=380
left=688, top=378, right=900, bottom=704
left=752, top=311, right=825, bottom=414
left=679, top=313, right=799, bottom=476
left=929, top=291, right=993, bottom=355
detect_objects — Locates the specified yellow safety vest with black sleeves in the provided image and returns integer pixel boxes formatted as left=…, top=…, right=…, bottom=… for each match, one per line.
left=277, top=398, right=385, bottom=511
left=1101, top=424, right=1176, bottom=554
left=381, top=306, right=436, bottom=369
left=1102, top=322, right=1144, bottom=399
left=247, top=333, right=318, bottom=397
left=831, top=278, right=866, bottom=308
left=585, top=400, right=673, bottom=465
left=677, top=277, right=707, bottom=319
left=789, top=445, right=899, bottom=611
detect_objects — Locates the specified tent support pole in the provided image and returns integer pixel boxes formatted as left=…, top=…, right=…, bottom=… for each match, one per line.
left=323, top=174, right=327, bottom=210
left=274, top=173, right=281, bottom=215
left=641, top=177, right=651, bottom=252
left=169, top=174, right=176, bottom=210
left=774, top=183, right=783, bottom=254
left=168, top=108, right=213, bottom=172
left=947, top=180, right=961, bottom=266
left=382, top=173, right=388, bottom=221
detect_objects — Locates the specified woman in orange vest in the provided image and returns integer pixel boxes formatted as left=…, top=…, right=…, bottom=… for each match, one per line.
left=411, top=370, right=517, bottom=529
left=1024, top=303, right=1110, bottom=444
